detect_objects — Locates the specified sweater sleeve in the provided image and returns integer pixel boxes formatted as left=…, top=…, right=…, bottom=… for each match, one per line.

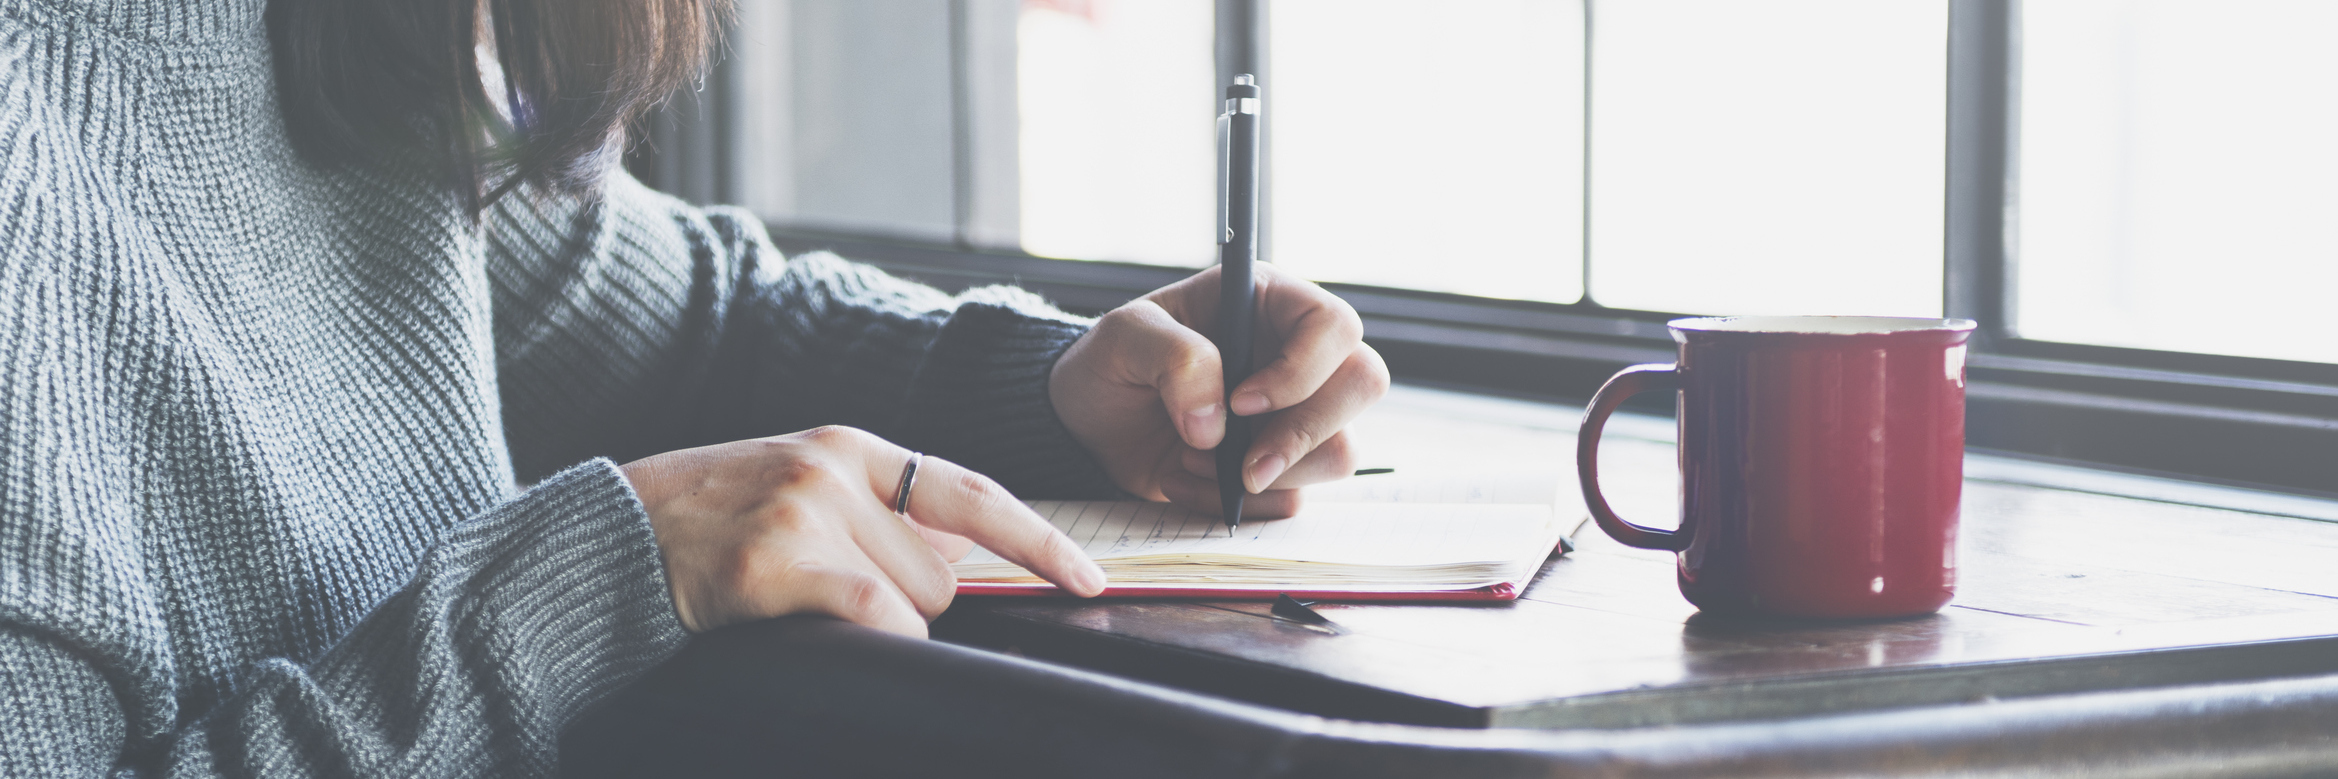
left=0, top=461, right=689, bottom=778
left=484, top=173, right=1122, bottom=499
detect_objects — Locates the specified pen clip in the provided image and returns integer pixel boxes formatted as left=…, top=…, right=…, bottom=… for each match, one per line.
left=1217, top=112, right=1232, bottom=245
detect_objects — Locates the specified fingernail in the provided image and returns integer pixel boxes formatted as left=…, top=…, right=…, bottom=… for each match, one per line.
left=1183, top=404, right=1219, bottom=438
left=1248, top=453, right=1288, bottom=492
left=1231, top=391, right=1270, bottom=416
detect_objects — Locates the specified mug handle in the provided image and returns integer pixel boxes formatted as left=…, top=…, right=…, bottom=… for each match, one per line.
left=1577, top=363, right=1688, bottom=552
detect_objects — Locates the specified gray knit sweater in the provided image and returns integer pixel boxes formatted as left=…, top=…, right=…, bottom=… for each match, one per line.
left=0, top=1, right=1120, bottom=775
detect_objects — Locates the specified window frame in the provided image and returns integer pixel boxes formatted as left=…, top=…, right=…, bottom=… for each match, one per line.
left=636, top=0, right=2338, bottom=498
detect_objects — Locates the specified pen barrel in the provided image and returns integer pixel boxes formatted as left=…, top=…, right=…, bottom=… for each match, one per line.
left=1214, top=92, right=1261, bottom=519
left=1216, top=414, right=1253, bottom=504
left=1215, top=109, right=1261, bottom=396
left=1214, top=249, right=1256, bottom=395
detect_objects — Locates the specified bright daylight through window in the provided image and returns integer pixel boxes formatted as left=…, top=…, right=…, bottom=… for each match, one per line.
left=1016, top=0, right=1946, bottom=317
left=1588, top=0, right=1947, bottom=318
left=2017, top=0, right=2338, bottom=365
left=1016, top=0, right=1217, bottom=266
left=1269, top=0, right=1583, bottom=303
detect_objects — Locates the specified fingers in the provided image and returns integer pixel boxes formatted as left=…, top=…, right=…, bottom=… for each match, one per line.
left=843, top=491, right=959, bottom=622
left=675, top=488, right=936, bottom=637
left=912, top=525, right=975, bottom=562
left=723, top=427, right=956, bottom=634
left=1240, top=346, right=1387, bottom=492
left=868, top=448, right=1108, bottom=597
left=1180, top=431, right=1359, bottom=491
left=1090, top=302, right=1227, bottom=450
left=1159, top=466, right=1305, bottom=519
left=765, top=561, right=932, bottom=639
left=1229, top=266, right=1367, bottom=417
left=635, top=425, right=1104, bottom=638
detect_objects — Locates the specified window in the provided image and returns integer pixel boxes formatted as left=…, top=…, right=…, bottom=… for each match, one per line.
left=632, top=0, right=2338, bottom=498
left=1587, top=0, right=1945, bottom=317
left=1269, top=0, right=1583, bottom=303
left=1016, top=1, right=1217, bottom=266
left=2016, top=0, right=2338, bottom=364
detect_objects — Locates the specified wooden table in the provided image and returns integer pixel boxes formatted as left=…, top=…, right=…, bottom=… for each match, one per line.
left=932, top=384, right=2338, bottom=730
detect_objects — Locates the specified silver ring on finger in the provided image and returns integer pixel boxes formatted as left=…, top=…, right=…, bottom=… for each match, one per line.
left=894, top=451, right=923, bottom=515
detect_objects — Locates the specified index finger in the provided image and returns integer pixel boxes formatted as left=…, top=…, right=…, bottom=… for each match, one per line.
left=864, top=449, right=1107, bottom=597
left=1231, top=266, right=1364, bottom=417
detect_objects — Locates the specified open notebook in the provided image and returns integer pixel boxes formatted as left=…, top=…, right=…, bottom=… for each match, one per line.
left=953, top=470, right=1565, bottom=601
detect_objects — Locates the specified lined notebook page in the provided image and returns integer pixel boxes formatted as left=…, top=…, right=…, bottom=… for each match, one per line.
left=954, top=500, right=1558, bottom=591
left=1300, top=468, right=1562, bottom=505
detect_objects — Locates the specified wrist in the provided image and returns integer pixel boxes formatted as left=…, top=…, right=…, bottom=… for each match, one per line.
left=617, top=452, right=713, bottom=633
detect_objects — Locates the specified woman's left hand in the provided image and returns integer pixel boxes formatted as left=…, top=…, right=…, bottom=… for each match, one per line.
left=1049, top=264, right=1389, bottom=518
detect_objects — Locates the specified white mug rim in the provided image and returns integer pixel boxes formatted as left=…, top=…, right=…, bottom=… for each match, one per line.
left=1669, top=315, right=1978, bottom=336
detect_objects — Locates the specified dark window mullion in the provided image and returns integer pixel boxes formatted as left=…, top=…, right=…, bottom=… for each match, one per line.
left=947, top=0, right=973, bottom=251
left=1945, top=0, right=2016, bottom=349
left=1581, top=0, right=1600, bottom=308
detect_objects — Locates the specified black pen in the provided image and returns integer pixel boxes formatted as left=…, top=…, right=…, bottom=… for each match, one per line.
left=1215, top=74, right=1262, bottom=537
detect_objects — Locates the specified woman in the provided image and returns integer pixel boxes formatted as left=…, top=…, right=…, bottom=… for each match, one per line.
left=0, top=0, right=1384, bottom=774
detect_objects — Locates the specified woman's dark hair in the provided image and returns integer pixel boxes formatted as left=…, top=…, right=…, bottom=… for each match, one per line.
left=267, top=0, right=728, bottom=211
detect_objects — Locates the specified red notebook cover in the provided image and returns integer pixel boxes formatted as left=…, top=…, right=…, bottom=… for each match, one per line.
left=955, top=577, right=1529, bottom=602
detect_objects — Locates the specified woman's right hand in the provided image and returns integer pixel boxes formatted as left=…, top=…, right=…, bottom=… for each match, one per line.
left=621, top=426, right=1108, bottom=637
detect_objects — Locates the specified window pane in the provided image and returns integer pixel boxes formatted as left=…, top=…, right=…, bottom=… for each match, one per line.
left=2017, top=0, right=2338, bottom=364
left=1018, top=0, right=1217, bottom=267
left=726, top=1, right=961, bottom=243
left=1270, top=0, right=1585, bottom=303
left=1589, top=0, right=1947, bottom=317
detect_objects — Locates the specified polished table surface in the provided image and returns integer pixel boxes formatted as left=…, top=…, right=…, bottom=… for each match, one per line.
left=932, top=385, right=2338, bottom=729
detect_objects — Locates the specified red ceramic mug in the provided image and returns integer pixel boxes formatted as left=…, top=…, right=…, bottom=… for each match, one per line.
left=1577, top=316, right=1976, bottom=619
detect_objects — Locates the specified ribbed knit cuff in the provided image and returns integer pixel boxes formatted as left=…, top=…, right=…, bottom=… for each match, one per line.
left=894, top=293, right=1125, bottom=499
left=431, top=459, right=690, bottom=741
